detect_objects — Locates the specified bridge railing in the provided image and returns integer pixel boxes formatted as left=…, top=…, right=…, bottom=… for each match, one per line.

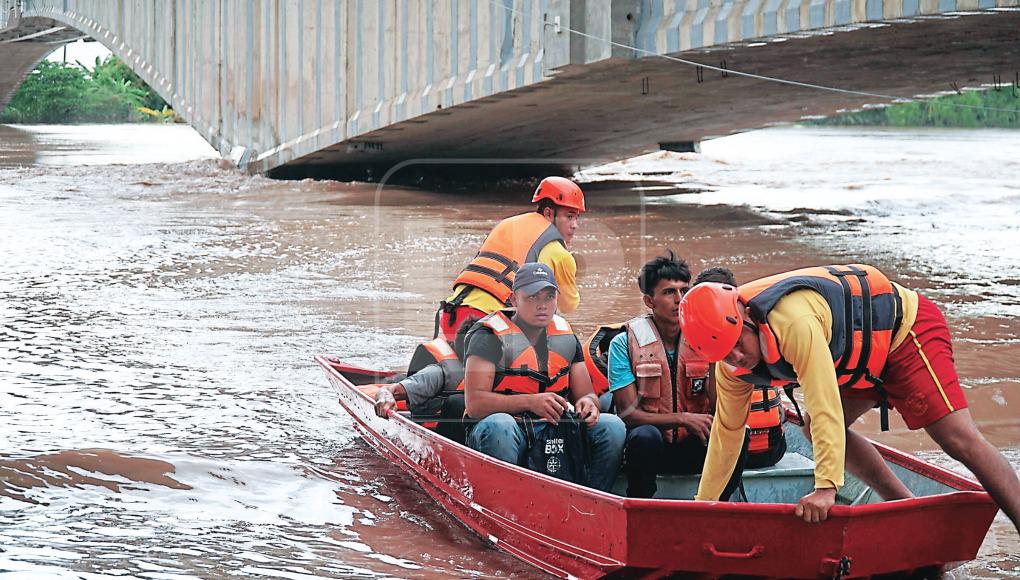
left=0, top=0, right=21, bottom=32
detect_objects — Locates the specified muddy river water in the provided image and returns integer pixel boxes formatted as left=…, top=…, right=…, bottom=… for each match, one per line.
left=1, top=123, right=1018, bottom=578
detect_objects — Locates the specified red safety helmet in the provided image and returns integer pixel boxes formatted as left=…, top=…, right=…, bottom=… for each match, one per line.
left=678, top=282, right=743, bottom=363
left=532, top=176, right=586, bottom=213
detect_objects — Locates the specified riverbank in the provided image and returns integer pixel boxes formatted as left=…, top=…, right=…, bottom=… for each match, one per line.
left=811, top=88, right=1020, bottom=128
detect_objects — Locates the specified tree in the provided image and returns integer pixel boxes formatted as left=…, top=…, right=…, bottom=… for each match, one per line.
left=1, top=61, right=91, bottom=123
left=0, top=55, right=171, bottom=124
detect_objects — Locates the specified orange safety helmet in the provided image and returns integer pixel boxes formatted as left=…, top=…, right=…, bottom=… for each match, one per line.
left=532, top=176, right=586, bottom=213
left=678, top=282, right=744, bottom=363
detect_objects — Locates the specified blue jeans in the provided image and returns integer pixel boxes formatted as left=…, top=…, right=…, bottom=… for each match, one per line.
left=598, top=391, right=615, bottom=413
left=467, top=412, right=626, bottom=492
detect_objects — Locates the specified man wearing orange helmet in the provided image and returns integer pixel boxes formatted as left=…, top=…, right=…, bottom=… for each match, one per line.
left=436, top=176, right=585, bottom=341
left=679, top=265, right=1020, bottom=532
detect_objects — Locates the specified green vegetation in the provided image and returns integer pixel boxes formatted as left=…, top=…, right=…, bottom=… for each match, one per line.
left=813, top=89, right=1020, bottom=128
left=0, top=56, right=175, bottom=124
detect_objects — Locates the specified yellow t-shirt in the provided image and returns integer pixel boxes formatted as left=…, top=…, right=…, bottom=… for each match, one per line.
left=446, top=241, right=580, bottom=315
left=695, top=283, right=918, bottom=501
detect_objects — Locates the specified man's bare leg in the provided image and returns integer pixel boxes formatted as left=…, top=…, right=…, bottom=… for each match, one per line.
left=805, top=398, right=914, bottom=500
left=925, top=409, right=1020, bottom=533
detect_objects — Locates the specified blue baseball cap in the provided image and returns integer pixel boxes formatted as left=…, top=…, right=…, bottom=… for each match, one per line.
left=512, top=262, right=558, bottom=296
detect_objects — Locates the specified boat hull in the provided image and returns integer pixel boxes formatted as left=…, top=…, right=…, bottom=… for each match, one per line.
left=318, top=355, right=998, bottom=579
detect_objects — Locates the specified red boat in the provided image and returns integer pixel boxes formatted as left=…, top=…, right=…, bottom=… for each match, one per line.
left=316, top=354, right=998, bottom=579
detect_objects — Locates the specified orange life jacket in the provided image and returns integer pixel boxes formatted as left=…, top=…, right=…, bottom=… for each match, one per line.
left=407, top=337, right=464, bottom=392
left=625, top=315, right=712, bottom=444
left=402, top=337, right=469, bottom=439
left=480, top=310, right=576, bottom=396
left=582, top=323, right=624, bottom=396
left=451, top=213, right=565, bottom=306
left=736, top=264, right=902, bottom=391
left=747, top=386, right=784, bottom=457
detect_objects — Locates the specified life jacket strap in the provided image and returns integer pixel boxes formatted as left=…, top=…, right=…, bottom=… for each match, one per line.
left=750, top=387, right=782, bottom=412
left=826, top=266, right=856, bottom=379
left=435, top=285, right=474, bottom=338
left=783, top=385, right=805, bottom=426
left=462, top=250, right=520, bottom=306
left=846, top=265, right=875, bottom=387
left=499, top=364, right=571, bottom=392
left=826, top=265, right=877, bottom=387
left=869, top=372, right=890, bottom=432
left=463, top=264, right=515, bottom=292
left=476, top=250, right=518, bottom=271
left=891, top=288, right=904, bottom=344
left=586, top=326, right=617, bottom=377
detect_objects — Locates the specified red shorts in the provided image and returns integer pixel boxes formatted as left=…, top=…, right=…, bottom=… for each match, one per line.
left=843, top=294, right=969, bottom=430
left=437, top=305, right=488, bottom=342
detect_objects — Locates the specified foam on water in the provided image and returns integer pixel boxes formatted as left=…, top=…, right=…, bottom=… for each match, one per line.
left=580, top=127, right=1020, bottom=318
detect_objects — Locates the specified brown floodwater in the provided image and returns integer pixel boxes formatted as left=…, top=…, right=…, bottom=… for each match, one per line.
left=0, top=123, right=1017, bottom=578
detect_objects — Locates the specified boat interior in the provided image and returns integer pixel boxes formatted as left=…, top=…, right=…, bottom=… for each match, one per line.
left=333, top=362, right=960, bottom=506
left=613, top=425, right=960, bottom=505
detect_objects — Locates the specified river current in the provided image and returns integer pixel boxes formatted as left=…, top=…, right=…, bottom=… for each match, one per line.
left=1, top=123, right=1018, bottom=578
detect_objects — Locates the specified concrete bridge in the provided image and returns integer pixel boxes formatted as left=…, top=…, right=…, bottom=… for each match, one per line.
left=2, top=0, right=1018, bottom=180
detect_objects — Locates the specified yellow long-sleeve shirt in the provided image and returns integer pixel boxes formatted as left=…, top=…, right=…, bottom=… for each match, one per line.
left=446, top=241, right=580, bottom=315
left=695, top=283, right=918, bottom=501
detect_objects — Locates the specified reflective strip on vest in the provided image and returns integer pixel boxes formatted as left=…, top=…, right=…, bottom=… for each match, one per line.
left=629, top=316, right=658, bottom=348
left=408, top=337, right=459, bottom=377
left=553, top=314, right=570, bottom=333
left=486, top=313, right=510, bottom=333
left=427, top=338, right=456, bottom=359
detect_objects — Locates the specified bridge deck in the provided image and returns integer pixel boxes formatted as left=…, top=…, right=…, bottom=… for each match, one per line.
left=2, top=0, right=1018, bottom=178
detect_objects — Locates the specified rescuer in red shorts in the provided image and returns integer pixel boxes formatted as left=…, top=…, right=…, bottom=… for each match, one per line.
left=679, top=264, right=1020, bottom=534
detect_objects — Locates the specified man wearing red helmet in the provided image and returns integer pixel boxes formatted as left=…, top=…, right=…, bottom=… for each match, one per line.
left=436, top=176, right=585, bottom=341
left=679, top=265, right=1020, bottom=532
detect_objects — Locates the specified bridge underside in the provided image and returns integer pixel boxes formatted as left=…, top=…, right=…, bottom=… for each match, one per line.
left=275, top=10, right=1020, bottom=182
left=0, top=17, right=87, bottom=110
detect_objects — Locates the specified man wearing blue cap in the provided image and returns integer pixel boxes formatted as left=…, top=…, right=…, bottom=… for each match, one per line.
left=463, top=263, right=625, bottom=491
